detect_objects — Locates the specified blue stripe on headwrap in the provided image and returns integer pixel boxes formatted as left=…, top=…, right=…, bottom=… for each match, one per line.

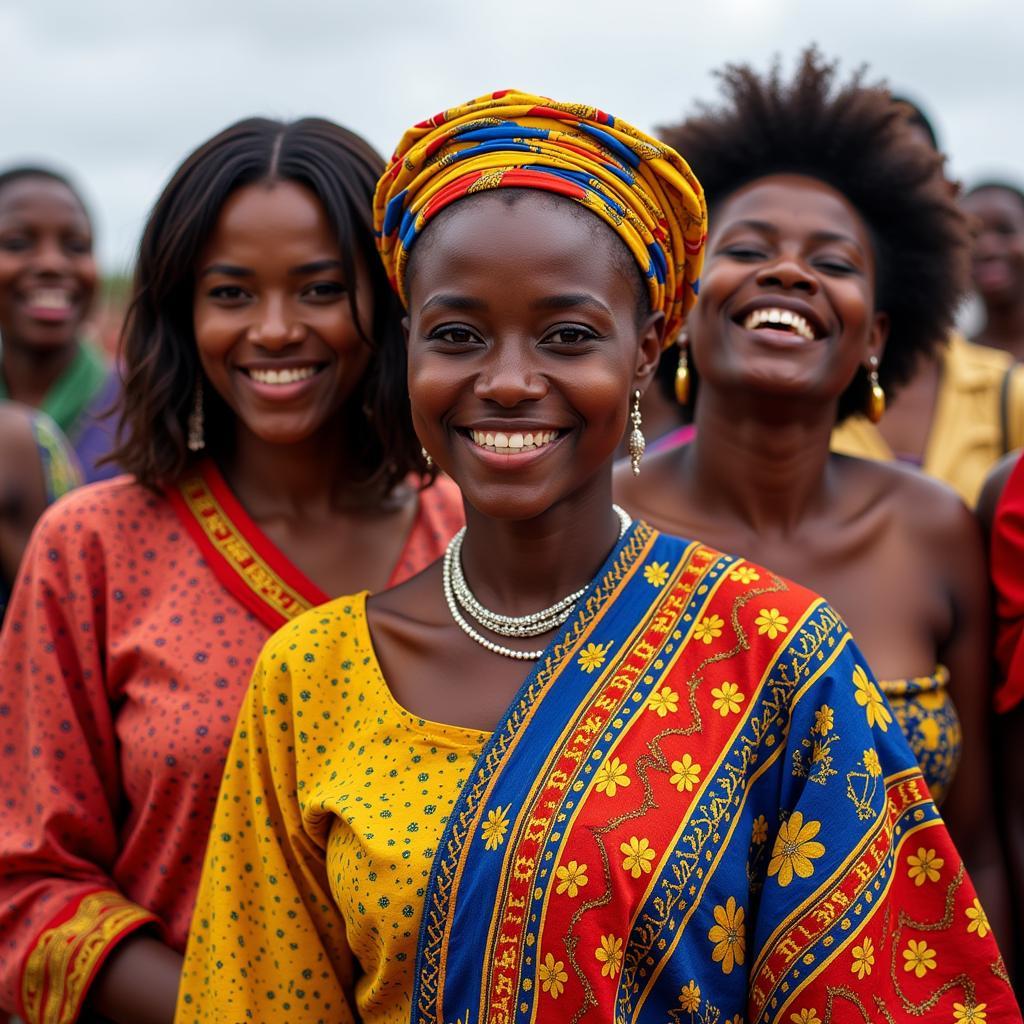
left=576, top=123, right=641, bottom=171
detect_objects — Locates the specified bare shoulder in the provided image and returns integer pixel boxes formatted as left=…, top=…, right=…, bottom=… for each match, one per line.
left=0, top=403, right=42, bottom=461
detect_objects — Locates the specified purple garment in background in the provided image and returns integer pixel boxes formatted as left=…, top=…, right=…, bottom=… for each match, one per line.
left=68, top=370, right=122, bottom=483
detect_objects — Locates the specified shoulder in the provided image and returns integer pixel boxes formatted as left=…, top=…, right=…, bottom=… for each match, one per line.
left=31, top=475, right=170, bottom=543
left=257, top=592, right=373, bottom=675
left=946, top=332, right=1014, bottom=379
left=978, top=451, right=1021, bottom=535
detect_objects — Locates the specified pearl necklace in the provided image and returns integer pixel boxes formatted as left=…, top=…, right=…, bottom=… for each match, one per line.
left=443, top=505, right=633, bottom=660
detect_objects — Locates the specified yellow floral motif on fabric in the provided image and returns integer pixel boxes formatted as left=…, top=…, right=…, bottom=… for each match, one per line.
left=729, top=565, right=760, bottom=584
left=620, top=836, right=656, bottom=878
left=678, top=980, right=701, bottom=1012
left=790, top=1010, right=822, bottom=1024
left=693, top=614, right=725, bottom=644
left=711, top=681, right=745, bottom=716
left=767, top=811, right=825, bottom=887
left=708, top=896, right=745, bottom=974
left=538, top=952, right=567, bottom=998
left=578, top=641, right=613, bottom=673
left=954, top=1002, right=988, bottom=1022
left=853, top=665, right=893, bottom=732
left=648, top=686, right=679, bottom=717
left=555, top=860, right=588, bottom=898
left=902, top=938, right=937, bottom=978
left=669, top=753, right=701, bottom=792
left=595, top=934, right=623, bottom=978
left=481, top=805, right=511, bottom=850
left=751, top=814, right=769, bottom=844
left=906, top=847, right=944, bottom=886
left=755, top=608, right=790, bottom=639
left=850, top=935, right=875, bottom=979
left=594, top=755, right=630, bottom=797
left=813, top=705, right=834, bottom=735
left=863, top=748, right=882, bottom=777
left=966, top=898, right=991, bottom=938
left=643, top=561, right=670, bottom=587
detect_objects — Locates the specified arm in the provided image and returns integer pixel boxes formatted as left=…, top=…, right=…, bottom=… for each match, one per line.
left=934, top=500, right=1013, bottom=957
left=175, top=636, right=355, bottom=1024
left=748, top=634, right=1018, bottom=1022
left=0, top=501, right=163, bottom=1022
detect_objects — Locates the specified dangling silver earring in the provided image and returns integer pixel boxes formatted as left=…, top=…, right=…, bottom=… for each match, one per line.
left=188, top=378, right=206, bottom=452
left=628, top=390, right=645, bottom=476
left=420, top=446, right=433, bottom=469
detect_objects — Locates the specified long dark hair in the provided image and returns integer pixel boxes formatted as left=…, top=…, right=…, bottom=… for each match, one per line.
left=111, top=117, right=423, bottom=492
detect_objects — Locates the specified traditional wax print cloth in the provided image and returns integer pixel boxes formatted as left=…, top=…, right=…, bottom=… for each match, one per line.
left=373, top=90, right=707, bottom=346
left=176, top=525, right=1016, bottom=1024
left=0, top=463, right=463, bottom=1024
left=992, top=452, right=1024, bottom=713
left=832, top=333, right=1024, bottom=507
left=0, top=342, right=122, bottom=484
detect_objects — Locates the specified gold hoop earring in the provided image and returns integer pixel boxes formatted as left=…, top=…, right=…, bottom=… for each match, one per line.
left=628, top=390, right=646, bottom=476
left=867, top=356, right=886, bottom=424
left=187, top=377, right=205, bottom=452
left=674, top=345, right=690, bottom=406
left=420, top=446, right=433, bottom=469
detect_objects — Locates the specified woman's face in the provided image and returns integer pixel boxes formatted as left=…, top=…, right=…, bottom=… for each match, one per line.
left=405, top=194, right=662, bottom=521
left=687, top=174, right=887, bottom=409
left=963, top=187, right=1024, bottom=308
left=0, top=177, right=97, bottom=353
left=193, top=180, right=373, bottom=448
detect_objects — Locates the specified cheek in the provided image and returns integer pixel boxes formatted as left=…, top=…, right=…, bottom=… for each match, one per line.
left=75, top=256, right=99, bottom=293
left=192, top=308, right=237, bottom=367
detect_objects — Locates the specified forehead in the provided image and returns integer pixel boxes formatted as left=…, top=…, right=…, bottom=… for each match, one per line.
left=204, top=180, right=335, bottom=252
left=714, top=173, right=872, bottom=249
left=0, top=177, right=88, bottom=225
left=963, top=188, right=1024, bottom=225
left=407, top=193, right=635, bottom=305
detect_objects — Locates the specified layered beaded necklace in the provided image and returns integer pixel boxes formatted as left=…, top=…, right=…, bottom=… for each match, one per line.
left=443, top=505, right=633, bottom=660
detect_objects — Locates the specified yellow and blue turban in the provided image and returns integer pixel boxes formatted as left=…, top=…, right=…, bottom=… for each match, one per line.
left=373, top=89, right=707, bottom=344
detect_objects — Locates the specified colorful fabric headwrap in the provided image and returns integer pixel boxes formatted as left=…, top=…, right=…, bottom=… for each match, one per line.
left=373, top=89, right=707, bottom=344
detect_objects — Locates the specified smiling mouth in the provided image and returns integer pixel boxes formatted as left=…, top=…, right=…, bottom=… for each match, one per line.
left=742, top=307, right=818, bottom=342
left=242, top=365, right=322, bottom=385
left=468, top=428, right=562, bottom=453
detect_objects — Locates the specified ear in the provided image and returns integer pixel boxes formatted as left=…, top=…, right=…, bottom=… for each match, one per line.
left=864, top=310, right=889, bottom=369
left=632, top=310, right=666, bottom=394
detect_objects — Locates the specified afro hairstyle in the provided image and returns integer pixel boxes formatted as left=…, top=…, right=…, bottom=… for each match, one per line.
left=657, top=48, right=969, bottom=422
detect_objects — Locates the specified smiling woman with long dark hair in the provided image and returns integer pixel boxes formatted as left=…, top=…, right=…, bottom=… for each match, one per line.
left=0, top=117, right=461, bottom=1024
left=177, top=90, right=1016, bottom=1024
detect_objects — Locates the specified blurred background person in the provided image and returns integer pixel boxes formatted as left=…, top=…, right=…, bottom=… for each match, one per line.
left=964, top=181, right=1024, bottom=362
left=0, top=167, right=121, bottom=483
left=0, top=403, right=80, bottom=621
left=831, top=103, right=1024, bottom=507
left=616, top=49, right=1011, bottom=953
left=0, top=117, right=462, bottom=1024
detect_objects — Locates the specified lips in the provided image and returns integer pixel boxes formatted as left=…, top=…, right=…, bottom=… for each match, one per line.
left=20, top=286, right=78, bottom=323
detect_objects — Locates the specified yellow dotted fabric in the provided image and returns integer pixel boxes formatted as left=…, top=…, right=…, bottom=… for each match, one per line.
left=176, top=593, right=488, bottom=1024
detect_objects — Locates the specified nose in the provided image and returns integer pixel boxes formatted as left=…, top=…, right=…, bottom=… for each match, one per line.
left=32, top=236, right=73, bottom=276
left=247, top=295, right=304, bottom=349
left=756, top=254, right=819, bottom=295
left=473, top=344, right=549, bottom=407
left=972, top=227, right=1005, bottom=261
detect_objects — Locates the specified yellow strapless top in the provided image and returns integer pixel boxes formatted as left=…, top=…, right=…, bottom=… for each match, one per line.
left=878, top=666, right=960, bottom=804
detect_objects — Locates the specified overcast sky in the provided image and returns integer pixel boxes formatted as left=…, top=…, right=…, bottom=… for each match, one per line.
left=3, top=0, right=1022, bottom=272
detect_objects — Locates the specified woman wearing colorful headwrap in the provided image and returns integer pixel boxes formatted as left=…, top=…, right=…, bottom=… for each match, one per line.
left=177, top=90, right=1017, bottom=1024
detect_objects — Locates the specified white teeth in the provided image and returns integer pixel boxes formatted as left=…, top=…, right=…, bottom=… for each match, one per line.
left=248, top=366, right=319, bottom=385
left=742, top=307, right=816, bottom=341
left=27, top=289, right=72, bottom=310
left=469, top=429, right=559, bottom=452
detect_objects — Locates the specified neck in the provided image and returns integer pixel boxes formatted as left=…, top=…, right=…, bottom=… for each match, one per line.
left=221, top=417, right=384, bottom=521
left=978, top=302, right=1024, bottom=353
left=0, top=339, right=79, bottom=406
left=684, top=389, right=837, bottom=536
left=458, top=472, right=623, bottom=617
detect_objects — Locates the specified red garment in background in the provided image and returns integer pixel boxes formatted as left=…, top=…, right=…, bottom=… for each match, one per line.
left=0, top=466, right=462, bottom=1023
left=991, top=452, right=1024, bottom=712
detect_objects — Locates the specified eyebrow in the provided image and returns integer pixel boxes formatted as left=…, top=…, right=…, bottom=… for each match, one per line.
left=420, top=294, right=488, bottom=314
left=200, top=258, right=345, bottom=279
left=727, top=219, right=864, bottom=249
